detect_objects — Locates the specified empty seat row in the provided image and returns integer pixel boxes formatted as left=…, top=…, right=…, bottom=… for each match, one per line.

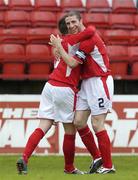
left=0, top=11, right=57, bottom=28
left=0, top=11, right=138, bottom=30
left=107, top=45, right=138, bottom=62
left=0, top=44, right=53, bottom=80
left=0, top=44, right=53, bottom=61
left=0, top=27, right=138, bottom=45
left=110, top=61, right=138, bottom=80
left=0, top=44, right=137, bottom=63
left=0, top=44, right=138, bottom=80
left=107, top=45, right=138, bottom=79
left=0, top=0, right=138, bottom=14
left=0, top=27, right=58, bottom=44
left=83, top=13, right=138, bottom=29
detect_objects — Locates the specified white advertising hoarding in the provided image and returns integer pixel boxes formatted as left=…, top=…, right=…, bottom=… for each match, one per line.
left=0, top=95, right=138, bottom=155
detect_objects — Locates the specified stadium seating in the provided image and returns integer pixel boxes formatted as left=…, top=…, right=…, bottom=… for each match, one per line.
left=134, top=14, right=138, bottom=29
left=86, top=0, right=112, bottom=13
left=107, top=45, right=129, bottom=78
left=34, top=0, right=61, bottom=12
left=0, top=0, right=8, bottom=10
left=60, top=0, right=86, bottom=12
left=128, top=46, right=138, bottom=62
left=30, top=11, right=57, bottom=27
left=104, top=29, right=130, bottom=45
left=131, top=62, right=138, bottom=75
left=130, top=30, right=138, bottom=45
left=4, top=11, right=31, bottom=27
left=107, top=45, right=129, bottom=61
left=110, top=61, right=129, bottom=78
left=26, top=44, right=53, bottom=80
left=0, top=44, right=26, bottom=80
left=0, top=28, right=28, bottom=44
left=109, top=13, right=135, bottom=29
left=0, top=0, right=137, bottom=81
left=0, top=12, right=5, bottom=27
left=83, top=13, right=110, bottom=28
left=27, top=27, right=52, bottom=44
left=8, top=0, right=33, bottom=11
left=112, top=0, right=137, bottom=14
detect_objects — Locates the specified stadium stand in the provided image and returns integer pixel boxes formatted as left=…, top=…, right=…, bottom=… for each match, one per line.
left=109, top=13, right=135, bottom=29
left=30, top=11, right=57, bottom=27
left=27, top=27, right=52, bottom=44
left=0, top=0, right=7, bottom=10
left=0, top=0, right=137, bottom=94
left=0, top=12, right=5, bottom=27
left=4, top=10, right=31, bottom=27
left=131, top=62, right=138, bottom=76
left=60, top=0, right=86, bottom=12
left=128, top=46, right=138, bottom=62
left=0, top=28, right=28, bottom=44
left=8, top=0, right=33, bottom=11
left=112, top=0, right=137, bottom=14
left=130, top=30, right=138, bottom=45
left=86, top=0, right=112, bottom=13
left=83, top=13, right=110, bottom=28
left=34, top=0, right=61, bottom=12
left=134, top=14, right=138, bottom=29
left=26, top=44, right=53, bottom=80
left=104, top=29, right=130, bottom=45
left=0, top=44, right=26, bottom=80
left=107, top=45, right=129, bottom=78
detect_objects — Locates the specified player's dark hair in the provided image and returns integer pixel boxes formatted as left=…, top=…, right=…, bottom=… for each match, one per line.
left=58, top=17, right=68, bottom=35
left=65, top=11, right=82, bottom=21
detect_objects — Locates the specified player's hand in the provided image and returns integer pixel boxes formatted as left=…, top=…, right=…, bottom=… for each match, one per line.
left=49, top=34, right=62, bottom=49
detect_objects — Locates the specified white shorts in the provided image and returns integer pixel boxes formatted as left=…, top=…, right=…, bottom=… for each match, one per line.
left=76, top=75, right=114, bottom=115
left=38, top=82, right=76, bottom=123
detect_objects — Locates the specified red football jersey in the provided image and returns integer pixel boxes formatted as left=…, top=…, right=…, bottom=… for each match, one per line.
left=74, top=32, right=111, bottom=79
left=49, top=26, right=96, bottom=87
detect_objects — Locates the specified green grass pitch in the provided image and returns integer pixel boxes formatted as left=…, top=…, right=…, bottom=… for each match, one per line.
left=0, top=155, right=137, bottom=180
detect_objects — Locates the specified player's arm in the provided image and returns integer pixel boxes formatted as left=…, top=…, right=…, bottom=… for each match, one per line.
left=66, top=26, right=96, bottom=45
left=73, top=37, right=95, bottom=64
left=50, top=34, right=81, bottom=68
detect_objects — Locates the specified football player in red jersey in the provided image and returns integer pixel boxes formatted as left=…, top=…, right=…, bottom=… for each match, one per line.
left=16, top=17, right=100, bottom=175
left=50, top=11, right=115, bottom=174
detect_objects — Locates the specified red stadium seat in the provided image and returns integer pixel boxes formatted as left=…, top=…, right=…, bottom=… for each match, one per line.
left=34, top=0, right=61, bottom=12
left=128, top=46, right=138, bottom=62
left=27, top=27, right=52, bottom=44
left=26, top=44, right=53, bottom=80
left=109, top=13, right=135, bottom=30
left=30, top=11, right=57, bottom=27
left=130, top=30, right=138, bottom=45
left=131, top=62, right=138, bottom=75
left=107, top=45, right=129, bottom=78
left=107, top=45, right=129, bottom=61
left=110, top=61, right=129, bottom=78
left=104, top=29, right=130, bottom=45
left=8, top=0, right=33, bottom=11
left=0, top=44, right=26, bottom=80
left=0, top=28, right=28, bottom=44
left=112, top=0, right=137, bottom=14
left=4, top=11, right=31, bottom=28
left=134, top=14, right=138, bottom=29
left=60, top=0, right=86, bottom=12
left=0, top=12, right=5, bottom=27
left=0, top=0, right=8, bottom=10
left=86, top=0, right=111, bottom=13
left=83, top=13, right=109, bottom=29
left=56, top=12, right=67, bottom=22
